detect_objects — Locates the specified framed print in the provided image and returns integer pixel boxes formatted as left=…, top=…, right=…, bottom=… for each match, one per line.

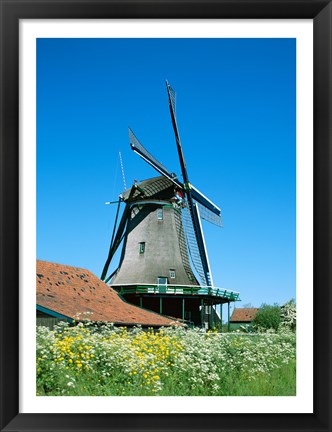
left=1, top=1, right=331, bottom=431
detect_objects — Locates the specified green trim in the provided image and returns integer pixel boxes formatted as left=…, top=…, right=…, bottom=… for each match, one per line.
left=115, top=284, right=240, bottom=301
left=36, top=304, right=73, bottom=322
left=220, top=304, right=223, bottom=333
left=135, top=185, right=145, bottom=194
left=228, top=302, right=231, bottom=332
left=200, top=299, right=204, bottom=328
left=184, top=181, right=191, bottom=190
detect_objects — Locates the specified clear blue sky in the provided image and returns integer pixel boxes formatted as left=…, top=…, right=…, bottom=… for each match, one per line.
left=37, top=38, right=296, bottom=308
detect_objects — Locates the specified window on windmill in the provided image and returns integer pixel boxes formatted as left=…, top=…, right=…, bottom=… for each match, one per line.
left=157, top=207, right=163, bottom=221
left=169, top=269, right=176, bottom=279
left=157, top=276, right=167, bottom=286
left=139, top=242, right=145, bottom=254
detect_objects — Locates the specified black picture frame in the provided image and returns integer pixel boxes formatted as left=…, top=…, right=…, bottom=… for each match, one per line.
left=1, top=1, right=331, bottom=431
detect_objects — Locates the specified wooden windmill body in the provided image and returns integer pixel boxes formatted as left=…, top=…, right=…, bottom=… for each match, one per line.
left=102, top=82, right=240, bottom=327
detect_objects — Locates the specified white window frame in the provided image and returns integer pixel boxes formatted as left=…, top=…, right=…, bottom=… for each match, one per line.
left=157, top=276, right=167, bottom=286
left=139, top=242, right=145, bottom=254
left=157, top=207, right=163, bottom=221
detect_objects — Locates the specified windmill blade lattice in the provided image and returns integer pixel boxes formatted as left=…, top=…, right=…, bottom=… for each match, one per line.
left=182, top=204, right=209, bottom=286
left=167, top=83, right=176, bottom=115
left=195, top=201, right=223, bottom=227
left=129, top=128, right=181, bottom=188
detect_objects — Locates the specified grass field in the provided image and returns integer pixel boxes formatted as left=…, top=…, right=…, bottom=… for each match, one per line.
left=36, top=322, right=296, bottom=396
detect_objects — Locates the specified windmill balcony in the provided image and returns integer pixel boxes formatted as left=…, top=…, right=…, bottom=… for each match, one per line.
left=112, top=283, right=240, bottom=301
left=111, top=283, right=240, bottom=328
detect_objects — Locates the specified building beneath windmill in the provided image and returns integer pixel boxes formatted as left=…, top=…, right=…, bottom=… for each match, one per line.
left=36, top=260, right=181, bottom=329
left=101, top=82, right=240, bottom=328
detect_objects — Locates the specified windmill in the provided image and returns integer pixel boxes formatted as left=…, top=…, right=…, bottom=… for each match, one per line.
left=101, top=82, right=240, bottom=328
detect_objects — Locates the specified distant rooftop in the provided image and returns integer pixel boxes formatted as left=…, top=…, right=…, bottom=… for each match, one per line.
left=230, top=308, right=260, bottom=322
left=36, top=260, right=182, bottom=326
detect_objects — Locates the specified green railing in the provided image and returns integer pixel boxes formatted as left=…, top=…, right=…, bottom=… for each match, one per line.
left=113, top=284, right=240, bottom=301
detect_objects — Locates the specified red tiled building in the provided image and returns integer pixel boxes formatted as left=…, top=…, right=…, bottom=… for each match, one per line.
left=36, top=260, right=182, bottom=327
left=229, top=307, right=259, bottom=330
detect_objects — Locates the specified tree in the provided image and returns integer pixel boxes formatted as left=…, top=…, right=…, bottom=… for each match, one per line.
left=280, top=299, right=296, bottom=332
left=253, top=303, right=281, bottom=332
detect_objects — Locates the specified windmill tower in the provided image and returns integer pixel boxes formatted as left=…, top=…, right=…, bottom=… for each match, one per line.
left=101, top=82, right=240, bottom=328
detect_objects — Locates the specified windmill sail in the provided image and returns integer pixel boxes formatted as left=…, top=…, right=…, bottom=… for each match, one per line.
left=166, top=81, right=214, bottom=286
left=182, top=203, right=213, bottom=286
left=129, top=128, right=182, bottom=189
left=195, top=200, right=223, bottom=227
left=166, top=81, right=189, bottom=185
left=191, top=186, right=221, bottom=217
left=182, top=206, right=207, bottom=285
left=101, top=202, right=131, bottom=281
left=167, top=82, right=176, bottom=115
left=129, top=130, right=222, bottom=227
left=193, top=203, right=213, bottom=287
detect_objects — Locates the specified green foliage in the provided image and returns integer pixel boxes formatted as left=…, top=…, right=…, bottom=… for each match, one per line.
left=221, top=323, right=230, bottom=333
left=253, top=303, right=281, bottom=332
left=36, top=322, right=296, bottom=396
left=280, top=299, right=296, bottom=332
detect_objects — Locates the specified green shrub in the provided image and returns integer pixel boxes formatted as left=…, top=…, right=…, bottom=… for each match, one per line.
left=253, top=303, right=281, bottom=331
left=36, top=322, right=296, bottom=396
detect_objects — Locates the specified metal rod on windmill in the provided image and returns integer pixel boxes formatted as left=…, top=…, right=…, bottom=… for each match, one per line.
left=118, top=150, right=127, bottom=191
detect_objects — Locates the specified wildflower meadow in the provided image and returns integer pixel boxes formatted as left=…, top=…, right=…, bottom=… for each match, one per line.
left=36, top=322, right=296, bottom=396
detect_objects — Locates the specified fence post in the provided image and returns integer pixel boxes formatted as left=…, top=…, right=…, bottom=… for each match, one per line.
left=228, top=301, right=231, bottom=332
left=201, top=299, right=204, bottom=328
left=220, top=303, right=223, bottom=332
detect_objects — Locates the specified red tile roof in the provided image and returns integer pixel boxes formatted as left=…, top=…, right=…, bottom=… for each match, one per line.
left=36, top=260, right=181, bottom=326
left=230, top=308, right=259, bottom=322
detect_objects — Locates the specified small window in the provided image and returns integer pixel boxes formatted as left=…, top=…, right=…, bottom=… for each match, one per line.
left=169, top=269, right=176, bottom=279
left=139, top=242, right=145, bottom=254
left=157, top=207, right=163, bottom=221
left=157, top=277, right=167, bottom=286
